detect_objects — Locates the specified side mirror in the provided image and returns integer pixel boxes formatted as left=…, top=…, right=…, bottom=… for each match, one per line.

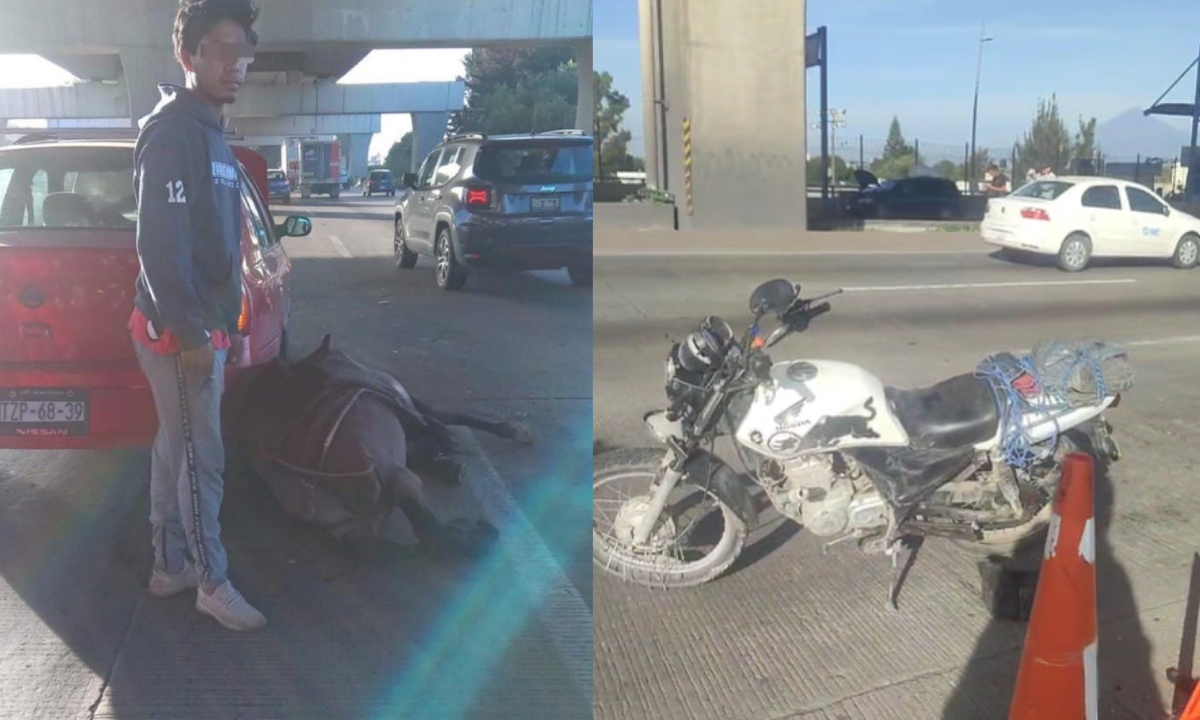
left=749, top=278, right=799, bottom=317
left=276, top=215, right=312, bottom=238
left=401, top=173, right=418, bottom=189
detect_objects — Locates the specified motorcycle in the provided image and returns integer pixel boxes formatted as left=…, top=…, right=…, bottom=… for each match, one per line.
left=592, top=278, right=1133, bottom=606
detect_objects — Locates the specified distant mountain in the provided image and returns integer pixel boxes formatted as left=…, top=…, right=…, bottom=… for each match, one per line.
left=1095, top=107, right=1191, bottom=160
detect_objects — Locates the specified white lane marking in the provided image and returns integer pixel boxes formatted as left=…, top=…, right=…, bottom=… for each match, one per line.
left=451, top=428, right=592, bottom=700
left=841, top=279, right=1137, bottom=292
left=595, top=249, right=981, bottom=258
left=1124, top=335, right=1200, bottom=347
left=328, top=235, right=353, bottom=258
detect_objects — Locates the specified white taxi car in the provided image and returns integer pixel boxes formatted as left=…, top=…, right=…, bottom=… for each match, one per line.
left=981, top=176, right=1200, bottom=272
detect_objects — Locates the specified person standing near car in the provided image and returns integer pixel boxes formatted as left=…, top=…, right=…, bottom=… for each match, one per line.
left=126, top=0, right=266, bottom=631
left=984, top=164, right=1009, bottom=197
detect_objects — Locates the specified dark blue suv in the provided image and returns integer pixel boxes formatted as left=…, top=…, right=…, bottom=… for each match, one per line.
left=364, top=169, right=395, bottom=197
left=267, top=169, right=291, bottom=204
left=392, top=130, right=593, bottom=290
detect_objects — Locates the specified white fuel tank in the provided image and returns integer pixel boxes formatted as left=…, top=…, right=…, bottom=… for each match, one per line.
left=735, top=360, right=910, bottom=458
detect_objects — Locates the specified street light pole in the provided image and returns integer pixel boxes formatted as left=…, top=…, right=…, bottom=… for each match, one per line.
left=812, top=109, right=846, bottom=186
left=829, top=109, right=846, bottom=184
left=969, top=22, right=993, bottom=194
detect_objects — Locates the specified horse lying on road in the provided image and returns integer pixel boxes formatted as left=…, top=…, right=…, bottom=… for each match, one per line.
left=240, top=334, right=533, bottom=558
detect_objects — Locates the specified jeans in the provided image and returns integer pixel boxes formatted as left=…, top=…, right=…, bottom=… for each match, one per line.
left=134, top=341, right=230, bottom=591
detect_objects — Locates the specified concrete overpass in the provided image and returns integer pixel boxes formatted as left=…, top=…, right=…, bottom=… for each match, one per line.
left=0, top=78, right=466, bottom=174
left=0, top=0, right=593, bottom=173
left=636, top=0, right=805, bottom=230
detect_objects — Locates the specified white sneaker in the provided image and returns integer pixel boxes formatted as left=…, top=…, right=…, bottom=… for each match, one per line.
left=195, top=581, right=267, bottom=632
left=148, top=562, right=199, bottom=598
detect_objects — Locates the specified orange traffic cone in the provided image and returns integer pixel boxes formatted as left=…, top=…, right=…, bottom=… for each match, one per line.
left=1007, top=452, right=1098, bottom=720
left=1182, top=681, right=1200, bottom=720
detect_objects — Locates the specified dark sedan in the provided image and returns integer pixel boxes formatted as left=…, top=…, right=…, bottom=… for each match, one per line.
left=844, top=169, right=962, bottom=220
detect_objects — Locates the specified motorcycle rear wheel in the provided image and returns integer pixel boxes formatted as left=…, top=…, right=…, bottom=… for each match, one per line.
left=952, top=432, right=1085, bottom=557
left=593, top=447, right=747, bottom=589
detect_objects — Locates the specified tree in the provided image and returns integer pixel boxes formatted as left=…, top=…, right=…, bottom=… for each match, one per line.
left=883, top=117, right=914, bottom=160
left=934, top=159, right=960, bottom=181
left=1013, top=95, right=1078, bottom=175
left=384, top=133, right=414, bottom=178
left=807, top=155, right=854, bottom=185
left=594, top=71, right=644, bottom=178
left=450, top=47, right=578, bottom=135
left=593, top=71, right=626, bottom=178
left=870, top=152, right=916, bottom=181
left=1072, top=116, right=1100, bottom=162
left=959, top=148, right=994, bottom=182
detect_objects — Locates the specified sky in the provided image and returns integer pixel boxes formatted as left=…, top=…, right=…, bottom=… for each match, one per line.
left=0, top=49, right=471, bottom=161
left=595, top=0, right=1200, bottom=161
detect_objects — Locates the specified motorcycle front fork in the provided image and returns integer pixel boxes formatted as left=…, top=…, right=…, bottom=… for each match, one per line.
left=630, top=448, right=687, bottom=546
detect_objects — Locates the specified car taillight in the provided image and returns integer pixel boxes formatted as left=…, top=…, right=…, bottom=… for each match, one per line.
left=237, top=291, right=250, bottom=334
left=1020, top=207, right=1050, bottom=221
left=466, top=187, right=490, bottom=208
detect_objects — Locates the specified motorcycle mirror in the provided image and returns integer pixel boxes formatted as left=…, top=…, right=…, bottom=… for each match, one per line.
left=749, top=278, right=799, bottom=317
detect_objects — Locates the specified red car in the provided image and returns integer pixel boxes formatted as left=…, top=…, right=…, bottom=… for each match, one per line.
left=0, top=136, right=311, bottom=449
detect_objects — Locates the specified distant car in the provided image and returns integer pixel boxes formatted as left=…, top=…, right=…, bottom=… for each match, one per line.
left=0, top=136, right=313, bottom=450
left=844, top=170, right=962, bottom=220
left=364, top=169, right=395, bottom=197
left=981, top=176, right=1200, bottom=272
left=267, top=169, right=291, bottom=204
left=393, top=130, right=593, bottom=290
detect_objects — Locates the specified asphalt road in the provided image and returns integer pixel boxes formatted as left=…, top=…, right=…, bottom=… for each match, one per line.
left=594, top=241, right=1200, bottom=720
left=0, top=194, right=591, bottom=720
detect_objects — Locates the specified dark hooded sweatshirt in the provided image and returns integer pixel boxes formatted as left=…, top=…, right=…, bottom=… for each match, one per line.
left=132, top=83, right=243, bottom=351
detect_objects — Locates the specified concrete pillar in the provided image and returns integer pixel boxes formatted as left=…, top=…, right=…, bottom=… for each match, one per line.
left=344, top=133, right=372, bottom=182
left=574, top=41, right=593, bottom=133
left=637, top=0, right=660, bottom=190
left=118, top=46, right=184, bottom=125
left=664, top=0, right=808, bottom=229
left=409, top=112, right=449, bottom=172
left=659, top=0, right=689, bottom=216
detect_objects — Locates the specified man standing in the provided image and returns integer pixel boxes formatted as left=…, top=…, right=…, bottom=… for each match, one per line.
left=984, top=164, right=1009, bottom=197
left=128, top=0, right=265, bottom=631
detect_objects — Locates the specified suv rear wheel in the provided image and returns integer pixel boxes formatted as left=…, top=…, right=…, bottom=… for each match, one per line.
left=394, top=218, right=418, bottom=269
left=435, top=228, right=467, bottom=291
left=567, top=263, right=592, bottom=287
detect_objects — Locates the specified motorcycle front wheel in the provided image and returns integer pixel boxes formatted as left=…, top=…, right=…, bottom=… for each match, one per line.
left=593, top=447, right=747, bottom=589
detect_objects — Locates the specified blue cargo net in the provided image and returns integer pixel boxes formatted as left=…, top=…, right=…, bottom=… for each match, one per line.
left=974, top=340, right=1134, bottom=469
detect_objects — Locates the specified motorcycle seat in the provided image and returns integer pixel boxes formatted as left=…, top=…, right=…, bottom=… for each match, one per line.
left=885, top=373, right=1000, bottom=450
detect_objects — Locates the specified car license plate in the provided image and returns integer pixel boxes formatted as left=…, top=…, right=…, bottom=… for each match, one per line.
left=0, top=388, right=89, bottom=437
left=531, top=196, right=560, bottom=212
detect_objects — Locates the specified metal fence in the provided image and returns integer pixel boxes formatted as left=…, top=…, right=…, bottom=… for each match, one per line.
left=814, top=135, right=1182, bottom=180
left=817, top=136, right=1012, bottom=171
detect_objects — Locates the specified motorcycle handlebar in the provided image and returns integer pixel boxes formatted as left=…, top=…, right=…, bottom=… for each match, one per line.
left=809, top=301, right=832, bottom=318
